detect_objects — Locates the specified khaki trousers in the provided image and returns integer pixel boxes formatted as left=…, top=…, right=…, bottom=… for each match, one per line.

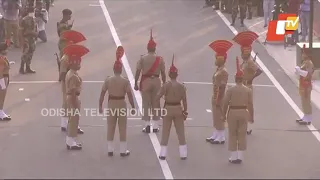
left=4, top=19, right=19, bottom=46
left=61, top=82, right=67, bottom=117
left=244, top=82, right=254, bottom=122
left=0, top=77, right=9, bottom=109
left=66, top=95, right=81, bottom=137
left=107, top=99, right=127, bottom=141
left=212, top=98, right=225, bottom=130
left=141, top=78, right=161, bottom=121
left=160, top=106, right=186, bottom=146
left=299, top=87, right=312, bottom=114
left=227, top=109, right=249, bottom=151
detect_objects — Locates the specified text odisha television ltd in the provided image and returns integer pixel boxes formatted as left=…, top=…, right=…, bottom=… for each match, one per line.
left=40, top=108, right=168, bottom=117
left=266, top=14, right=299, bottom=42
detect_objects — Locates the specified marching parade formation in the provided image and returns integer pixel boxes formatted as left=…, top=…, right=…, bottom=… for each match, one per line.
left=0, top=0, right=318, bottom=178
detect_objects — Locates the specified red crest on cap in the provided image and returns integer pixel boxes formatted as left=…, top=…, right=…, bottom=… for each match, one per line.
left=233, top=31, right=258, bottom=52
left=209, top=40, right=233, bottom=59
left=61, top=30, right=86, bottom=44
left=63, top=44, right=89, bottom=64
left=147, top=29, right=156, bottom=49
left=114, top=46, right=124, bottom=70
left=235, top=57, right=244, bottom=77
left=169, top=54, right=178, bottom=73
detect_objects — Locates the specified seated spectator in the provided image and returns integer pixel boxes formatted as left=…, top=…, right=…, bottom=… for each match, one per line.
left=35, top=0, right=48, bottom=42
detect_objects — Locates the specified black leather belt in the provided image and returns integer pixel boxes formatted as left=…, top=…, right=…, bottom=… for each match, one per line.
left=165, top=102, right=181, bottom=106
left=142, top=74, right=159, bottom=78
left=108, top=95, right=125, bottom=100
left=229, top=106, right=247, bottom=109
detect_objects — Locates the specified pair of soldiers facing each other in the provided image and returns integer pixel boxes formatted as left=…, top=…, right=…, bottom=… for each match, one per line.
left=206, top=31, right=262, bottom=145
left=132, top=29, right=188, bottom=159
left=57, top=29, right=88, bottom=150
left=0, top=41, right=12, bottom=121
left=206, top=31, right=262, bottom=164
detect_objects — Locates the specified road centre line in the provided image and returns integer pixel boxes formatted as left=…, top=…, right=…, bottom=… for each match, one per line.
left=216, top=10, right=320, bottom=144
left=98, top=0, right=173, bottom=179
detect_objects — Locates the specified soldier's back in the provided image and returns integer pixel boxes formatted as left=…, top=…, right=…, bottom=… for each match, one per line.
left=65, top=70, right=82, bottom=94
left=140, top=53, right=164, bottom=75
left=228, top=84, right=251, bottom=106
left=164, top=81, right=186, bottom=103
left=106, top=75, right=130, bottom=96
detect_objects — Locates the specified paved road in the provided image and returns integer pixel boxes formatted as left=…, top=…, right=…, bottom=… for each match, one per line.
left=1, top=0, right=320, bottom=178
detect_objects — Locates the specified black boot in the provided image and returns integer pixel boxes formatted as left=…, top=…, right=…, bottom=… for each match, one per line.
left=25, top=64, right=36, bottom=73
left=19, top=61, right=25, bottom=74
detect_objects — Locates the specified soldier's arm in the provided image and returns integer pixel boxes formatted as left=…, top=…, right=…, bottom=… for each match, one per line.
left=181, top=84, right=187, bottom=112
left=59, top=56, right=68, bottom=81
left=296, top=62, right=309, bottom=77
left=134, top=57, right=143, bottom=85
left=155, top=83, right=166, bottom=102
left=0, top=59, right=4, bottom=77
left=68, top=76, right=80, bottom=107
left=305, top=62, right=314, bottom=79
left=99, top=78, right=109, bottom=109
left=217, top=71, right=228, bottom=104
left=250, top=60, right=262, bottom=79
left=160, top=58, right=166, bottom=84
left=222, top=88, right=232, bottom=116
left=125, top=79, right=135, bottom=108
left=247, top=88, right=254, bottom=123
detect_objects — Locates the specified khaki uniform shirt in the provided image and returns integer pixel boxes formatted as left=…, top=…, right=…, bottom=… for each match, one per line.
left=158, top=80, right=187, bottom=104
left=241, top=58, right=258, bottom=83
left=299, top=59, right=314, bottom=89
left=222, top=84, right=253, bottom=118
left=65, top=69, right=82, bottom=95
left=102, top=75, right=131, bottom=97
left=0, top=56, right=9, bottom=78
left=136, top=52, right=165, bottom=75
left=60, top=55, right=69, bottom=75
left=213, top=66, right=228, bottom=102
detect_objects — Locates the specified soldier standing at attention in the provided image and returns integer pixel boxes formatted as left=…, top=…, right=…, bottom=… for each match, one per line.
left=230, top=0, right=246, bottom=27
left=99, top=46, right=135, bottom=157
left=64, top=44, right=89, bottom=150
left=206, top=40, right=232, bottom=144
left=157, top=54, right=188, bottom=160
left=59, top=30, right=86, bottom=134
left=134, top=29, right=166, bottom=134
left=233, top=31, right=262, bottom=135
left=19, top=5, right=37, bottom=74
left=0, top=41, right=11, bottom=121
left=222, top=57, right=253, bottom=164
left=295, top=44, right=314, bottom=125
left=246, top=0, right=252, bottom=19
left=57, top=9, right=73, bottom=58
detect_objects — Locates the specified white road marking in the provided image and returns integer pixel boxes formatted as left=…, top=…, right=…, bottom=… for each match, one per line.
left=98, top=0, right=173, bottom=179
left=89, top=4, right=100, bottom=6
left=18, top=88, right=24, bottom=91
left=216, top=10, right=320, bottom=143
left=248, top=20, right=264, bottom=29
left=206, top=109, right=212, bottom=113
left=9, top=80, right=275, bottom=87
left=258, top=30, right=268, bottom=36
left=183, top=81, right=275, bottom=87
left=24, top=98, right=30, bottom=102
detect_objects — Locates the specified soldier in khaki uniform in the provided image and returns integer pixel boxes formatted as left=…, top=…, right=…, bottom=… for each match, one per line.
left=233, top=31, right=262, bottom=135
left=63, top=44, right=89, bottom=150
left=99, top=46, right=135, bottom=157
left=222, top=57, right=253, bottom=164
left=295, top=44, right=314, bottom=125
left=206, top=40, right=233, bottom=144
left=57, top=9, right=73, bottom=58
left=156, top=54, right=188, bottom=160
left=0, top=41, right=11, bottom=121
left=59, top=30, right=86, bottom=134
left=134, top=29, right=166, bottom=133
left=230, top=0, right=246, bottom=27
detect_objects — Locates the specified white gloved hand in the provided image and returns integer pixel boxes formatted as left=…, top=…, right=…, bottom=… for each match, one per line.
left=9, top=61, right=15, bottom=65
